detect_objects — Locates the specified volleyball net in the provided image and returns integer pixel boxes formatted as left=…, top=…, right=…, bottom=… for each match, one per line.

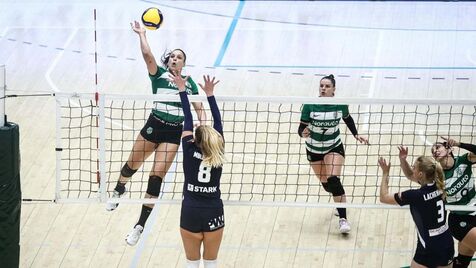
left=54, top=92, right=476, bottom=210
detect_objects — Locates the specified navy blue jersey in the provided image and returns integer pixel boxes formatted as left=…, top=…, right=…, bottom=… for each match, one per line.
left=181, top=135, right=223, bottom=208
left=395, top=183, right=452, bottom=249
left=179, top=92, right=224, bottom=208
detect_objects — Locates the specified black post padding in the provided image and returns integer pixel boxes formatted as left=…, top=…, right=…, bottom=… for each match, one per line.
left=0, top=122, right=21, bottom=268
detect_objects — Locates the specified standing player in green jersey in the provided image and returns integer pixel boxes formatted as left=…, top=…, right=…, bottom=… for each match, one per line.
left=106, top=20, right=206, bottom=246
left=399, top=138, right=476, bottom=268
left=298, top=74, right=369, bottom=234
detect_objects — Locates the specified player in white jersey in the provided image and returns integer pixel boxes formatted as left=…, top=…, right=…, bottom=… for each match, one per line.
left=379, top=156, right=454, bottom=268
left=106, top=21, right=206, bottom=246
left=298, top=74, right=369, bottom=234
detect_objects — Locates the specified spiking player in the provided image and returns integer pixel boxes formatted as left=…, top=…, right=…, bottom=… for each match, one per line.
left=106, top=20, right=206, bottom=246
left=298, top=74, right=369, bottom=233
left=173, top=73, right=225, bottom=268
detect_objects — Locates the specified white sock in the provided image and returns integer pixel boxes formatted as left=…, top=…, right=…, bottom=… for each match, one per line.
left=186, top=259, right=200, bottom=268
left=203, top=259, right=217, bottom=268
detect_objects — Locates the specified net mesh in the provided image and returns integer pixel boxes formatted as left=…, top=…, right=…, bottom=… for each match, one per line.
left=58, top=99, right=99, bottom=198
left=56, top=93, right=476, bottom=206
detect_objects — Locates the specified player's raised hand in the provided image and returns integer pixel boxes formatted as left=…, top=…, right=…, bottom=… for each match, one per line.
left=378, top=157, right=391, bottom=174
left=131, top=20, right=145, bottom=34
left=440, top=136, right=459, bottom=147
left=198, top=75, right=220, bottom=97
left=397, top=145, right=408, bottom=160
left=168, top=70, right=189, bottom=92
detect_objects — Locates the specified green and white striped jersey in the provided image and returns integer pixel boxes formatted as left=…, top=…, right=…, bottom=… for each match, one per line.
left=149, top=66, right=198, bottom=123
left=444, top=153, right=476, bottom=215
left=300, top=104, right=349, bottom=154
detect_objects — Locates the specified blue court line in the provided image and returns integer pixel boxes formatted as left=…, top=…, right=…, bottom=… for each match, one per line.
left=219, top=65, right=476, bottom=70
left=213, top=0, right=245, bottom=67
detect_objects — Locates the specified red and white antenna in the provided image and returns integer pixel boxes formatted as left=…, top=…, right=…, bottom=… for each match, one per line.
left=94, top=9, right=100, bottom=184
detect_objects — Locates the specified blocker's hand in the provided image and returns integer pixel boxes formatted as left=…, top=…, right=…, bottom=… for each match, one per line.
left=397, top=145, right=408, bottom=160
left=378, top=157, right=391, bottom=174
left=168, top=70, right=189, bottom=92
left=198, top=75, right=220, bottom=97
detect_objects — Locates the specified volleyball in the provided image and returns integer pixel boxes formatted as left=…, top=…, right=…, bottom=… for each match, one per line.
left=141, top=7, right=163, bottom=30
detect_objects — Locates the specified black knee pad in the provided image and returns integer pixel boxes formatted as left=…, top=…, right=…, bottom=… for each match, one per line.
left=121, top=163, right=138, bottom=178
left=327, top=176, right=345, bottom=196
left=146, top=175, right=163, bottom=197
left=322, top=182, right=331, bottom=193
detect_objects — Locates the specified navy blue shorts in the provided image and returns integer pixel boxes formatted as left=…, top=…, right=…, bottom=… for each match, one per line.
left=413, top=237, right=454, bottom=267
left=448, top=212, right=476, bottom=241
left=180, top=205, right=225, bottom=233
left=140, top=113, right=182, bottom=145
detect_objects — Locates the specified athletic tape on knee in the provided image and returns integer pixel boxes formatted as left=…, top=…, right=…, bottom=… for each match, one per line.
left=146, top=175, right=163, bottom=197
left=327, top=176, right=345, bottom=196
left=120, top=163, right=137, bottom=178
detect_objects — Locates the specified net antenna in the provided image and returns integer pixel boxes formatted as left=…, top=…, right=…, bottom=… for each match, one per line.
left=93, top=9, right=100, bottom=185
left=93, top=9, right=108, bottom=202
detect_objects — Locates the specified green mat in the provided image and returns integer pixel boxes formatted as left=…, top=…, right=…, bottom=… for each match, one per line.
left=0, top=122, right=21, bottom=268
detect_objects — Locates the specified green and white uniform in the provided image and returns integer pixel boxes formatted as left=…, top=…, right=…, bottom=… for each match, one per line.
left=444, top=153, right=476, bottom=215
left=300, top=104, right=349, bottom=154
left=149, top=66, right=198, bottom=123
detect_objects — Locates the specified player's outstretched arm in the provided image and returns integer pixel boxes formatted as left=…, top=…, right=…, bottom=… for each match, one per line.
left=441, top=136, right=476, bottom=163
left=131, top=20, right=158, bottom=75
left=199, top=75, right=222, bottom=134
left=170, top=72, right=193, bottom=138
left=397, top=145, right=417, bottom=182
left=378, top=157, right=397, bottom=205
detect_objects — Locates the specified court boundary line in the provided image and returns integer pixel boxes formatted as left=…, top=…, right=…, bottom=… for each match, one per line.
left=214, top=0, right=245, bottom=67
left=2, top=35, right=473, bottom=76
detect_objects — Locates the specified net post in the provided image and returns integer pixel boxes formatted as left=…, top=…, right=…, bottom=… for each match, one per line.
left=97, top=93, right=107, bottom=202
left=0, top=65, right=5, bottom=127
left=55, top=96, right=63, bottom=201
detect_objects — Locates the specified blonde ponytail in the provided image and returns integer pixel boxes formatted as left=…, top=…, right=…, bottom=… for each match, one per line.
left=434, top=161, right=446, bottom=199
left=195, top=125, right=225, bottom=168
left=415, top=156, right=447, bottom=199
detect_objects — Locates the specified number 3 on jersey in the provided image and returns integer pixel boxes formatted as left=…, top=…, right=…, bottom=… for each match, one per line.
left=198, top=163, right=212, bottom=183
left=436, top=200, right=444, bottom=223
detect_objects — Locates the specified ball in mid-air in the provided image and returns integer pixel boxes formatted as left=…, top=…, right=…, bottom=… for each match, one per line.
left=141, top=7, right=163, bottom=30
